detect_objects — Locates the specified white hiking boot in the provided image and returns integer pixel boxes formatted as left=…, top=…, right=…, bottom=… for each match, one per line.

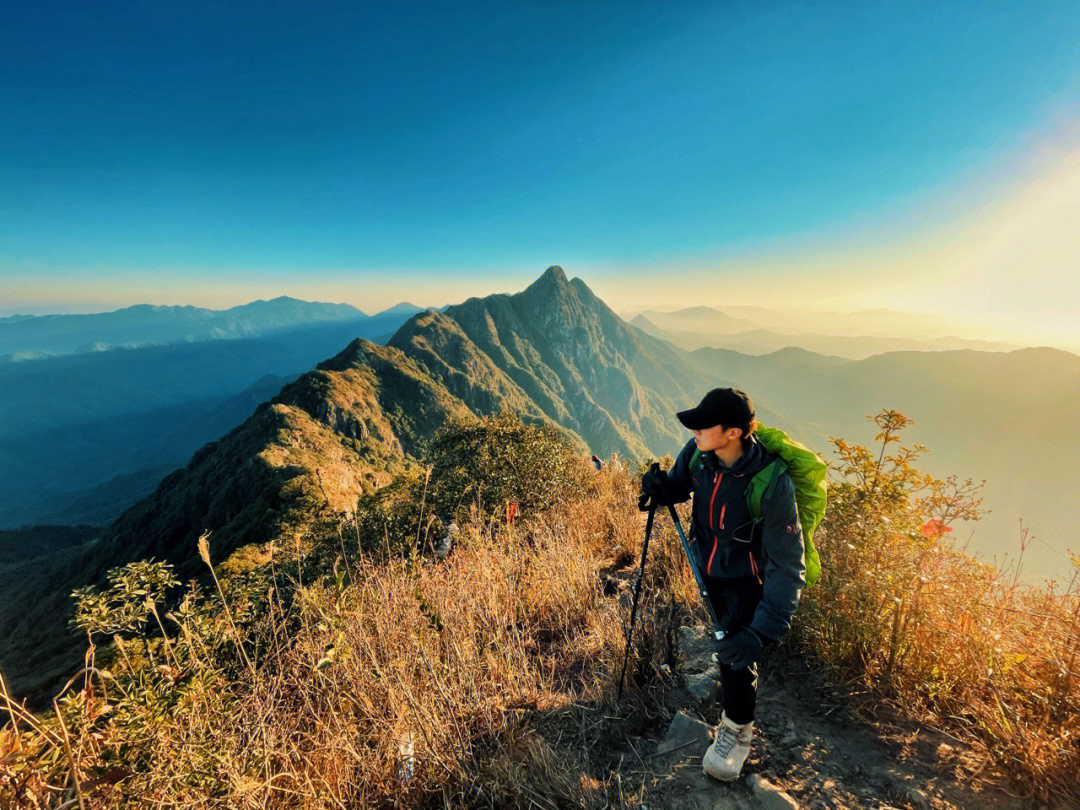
left=702, top=711, right=754, bottom=781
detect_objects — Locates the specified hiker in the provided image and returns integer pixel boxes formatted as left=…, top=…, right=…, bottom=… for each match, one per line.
left=591, top=454, right=604, bottom=471
left=639, top=387, right=806, bottom=782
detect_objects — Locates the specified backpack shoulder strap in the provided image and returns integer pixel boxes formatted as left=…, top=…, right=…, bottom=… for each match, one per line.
left=689, top=447, right=702, bottom=474
left=746, top=457, right=785, bottom=521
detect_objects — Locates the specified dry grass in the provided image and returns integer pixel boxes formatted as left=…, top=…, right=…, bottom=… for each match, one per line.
left=796, top=522, right=1080, bottom=802
left=0, top=462, right=696, bottom=809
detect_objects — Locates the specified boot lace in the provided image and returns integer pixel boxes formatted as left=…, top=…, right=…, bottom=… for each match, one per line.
left=714, top=722, right=739, bottom=757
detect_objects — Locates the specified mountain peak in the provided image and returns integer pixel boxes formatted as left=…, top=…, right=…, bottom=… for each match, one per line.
left=380, top=301, right=423, bottom=314
left=315, top=336, right=380, bottom=372
left=522, top=265, right=571, bottom=292
left=541, top=265, right=567, bottom=283
left=521, top=265, right=574, bottom=304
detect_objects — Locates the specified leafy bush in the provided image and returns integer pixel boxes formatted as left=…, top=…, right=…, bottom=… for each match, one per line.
left=352, top=466, right=434, bottom=557
left=428, top=410, right=594, bottom=522
left=71, top=559, right=181, bottom=645
left=353, top=410, right=595, bottom=557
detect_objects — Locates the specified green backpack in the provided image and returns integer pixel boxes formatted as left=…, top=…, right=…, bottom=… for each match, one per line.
left=689, top=424, right=827, bottom=587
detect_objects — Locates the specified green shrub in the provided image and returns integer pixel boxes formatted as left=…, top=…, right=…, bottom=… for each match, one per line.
left=427, top=410, right=593, bottom=523
left=352, top=410, right=594, bottom=557
left=71, top=559, right=181, bottom=642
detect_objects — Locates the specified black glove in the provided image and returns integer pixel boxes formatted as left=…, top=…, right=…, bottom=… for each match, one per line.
left=638, top=464, right=670, bottom=511
left=715, top=627, right=769, bottom=670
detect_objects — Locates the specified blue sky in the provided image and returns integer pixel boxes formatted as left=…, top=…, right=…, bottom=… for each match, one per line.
left=2, top=1, right=1078, bottom=348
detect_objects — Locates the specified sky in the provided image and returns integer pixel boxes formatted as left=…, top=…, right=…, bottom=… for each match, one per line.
left=2, top=1, right=1078, bottom=350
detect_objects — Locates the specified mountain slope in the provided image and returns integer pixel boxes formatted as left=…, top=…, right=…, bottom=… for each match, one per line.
left=0, top=339, right=477, bottom=701
left=91, top=338, right=473, bottom=577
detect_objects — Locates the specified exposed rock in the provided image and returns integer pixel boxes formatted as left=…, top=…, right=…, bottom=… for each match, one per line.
left=676, top=623, right=723, bottom=702
left=678, top=624, right=719, bottom=672
left=904, top=786, right=930, bottom=810
left=684, top=664, right=722, bottom=703
left=747, top=773, right=799, bottom=810
left=435, top=522, right=458, bottom=559
left=653, top=710, right=712, bottom=766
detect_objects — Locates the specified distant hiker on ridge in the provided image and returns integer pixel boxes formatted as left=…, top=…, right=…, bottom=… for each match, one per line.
left=640, top=387, right=807, bottom=782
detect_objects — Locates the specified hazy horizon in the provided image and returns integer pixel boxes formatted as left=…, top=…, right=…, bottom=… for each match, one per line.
left=3, top=278, right=1074, bottom=355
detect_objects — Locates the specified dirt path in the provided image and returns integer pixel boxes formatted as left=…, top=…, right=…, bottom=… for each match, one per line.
left=597, top=623, right=1060, bottom=810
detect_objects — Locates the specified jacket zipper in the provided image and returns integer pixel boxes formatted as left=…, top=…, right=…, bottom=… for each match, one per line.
left=749, top=550, right=762, bottom=585
left=706, top=472, right=724, bottom=574
left=708, top=472, right=723, bottom=529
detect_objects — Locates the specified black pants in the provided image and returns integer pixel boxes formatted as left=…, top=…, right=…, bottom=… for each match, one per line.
left=701, top=575, right=767, bottom=725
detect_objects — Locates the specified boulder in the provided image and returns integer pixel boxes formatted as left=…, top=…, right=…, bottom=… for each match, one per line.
left=747, top=773, right=799, bottom=810
left=653, top=710, right=712, bottom=768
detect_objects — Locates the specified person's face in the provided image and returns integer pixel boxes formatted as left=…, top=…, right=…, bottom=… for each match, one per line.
left=692, top=423, right=741, bottom=452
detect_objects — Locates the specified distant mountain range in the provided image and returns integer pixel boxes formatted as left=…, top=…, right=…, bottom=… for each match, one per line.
left=623, top=304, right=999, bottom=340
left=629, top=307, right=1016, bottom=359
left=2, top=266, right=1076, bottom=703
left=0, top=296, right=429, bottom=360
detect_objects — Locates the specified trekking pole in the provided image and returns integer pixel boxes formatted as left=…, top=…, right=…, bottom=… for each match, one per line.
left=651, top=462, right=727, bottom=645
left=617, top=501, right=656, bottom=700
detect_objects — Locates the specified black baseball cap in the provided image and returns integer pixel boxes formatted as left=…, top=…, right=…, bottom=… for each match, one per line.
left=676, top=387, right=755, bottom=431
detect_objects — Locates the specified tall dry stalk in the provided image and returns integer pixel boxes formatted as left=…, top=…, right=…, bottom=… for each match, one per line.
left=52, top=698, right=86, bottom=810
left=197, top=530, right=255, bottom=674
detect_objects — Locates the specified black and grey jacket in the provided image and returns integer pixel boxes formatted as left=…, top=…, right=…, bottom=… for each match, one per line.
left=664, top=434, right=806, bottom=641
